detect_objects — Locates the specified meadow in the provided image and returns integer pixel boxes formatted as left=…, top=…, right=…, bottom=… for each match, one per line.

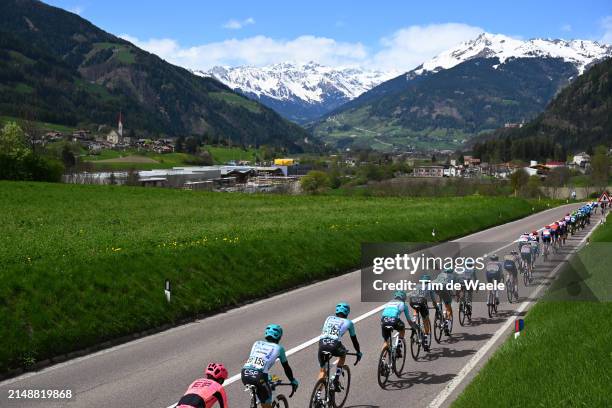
left=452, top=214, right=612, bottom=407
left=0, top=181, right=552, bottom=373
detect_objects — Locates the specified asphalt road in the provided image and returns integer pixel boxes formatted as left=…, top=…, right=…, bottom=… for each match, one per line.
left=0, top=204, right=598, bottom=408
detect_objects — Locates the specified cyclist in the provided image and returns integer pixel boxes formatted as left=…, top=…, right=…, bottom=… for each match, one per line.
left=381, top=290, right=412, bottom=358
left=519, top=237, right=533, bottom=274
left=318, top=303, right=362, bottom=391
left=408, top=274, right=436, bottom=352
left=503, top=252, right=519, bottom=299
left=456, top=260, right=477, bottom=305
left=529, top=233, right=539, bottom=262
left=541, top=225, right=552, bottom=257
left=241, top=325, right=298, bottom=408
left=531, top=230, right=540, bottom=243
left=431, top=268, right=455, bottom=335
left=558, top=219, right=567, bottom=246
left=485, top=255, right=503, bottom=306
left=177, top=363, right=229, bottom=408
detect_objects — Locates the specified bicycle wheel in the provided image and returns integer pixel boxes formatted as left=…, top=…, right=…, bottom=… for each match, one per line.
left=273, top=394, right=289, bottom=408
left=308, top=378, right=327, bottom=408
left=434, top=311, right=443, bottom=343
left=459, top=302, right=466, bottom=326
left=523, top=268, right=529, bottom=287
left=410, top=329, right=421, bottom=360
left=466, top=302, right=472, bottom=323
left=487, top=292, right=494, bottom=318
left=377, top=348, right=390, bottom=389
left=506, top=280, right=513, bottom=303
left=447, top=312, right=453, bottom=335
left=331, top=365, right=351, bottom=408
left=393, top=337, right=407, bottom=375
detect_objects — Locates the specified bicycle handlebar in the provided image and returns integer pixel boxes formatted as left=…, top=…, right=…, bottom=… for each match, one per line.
left=271, top=381, right=296, bottom=398
left=345, top=352, right=361, bottom=366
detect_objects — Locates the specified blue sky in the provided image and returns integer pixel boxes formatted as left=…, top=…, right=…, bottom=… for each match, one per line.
left=46, top=0, right=612, bottom=71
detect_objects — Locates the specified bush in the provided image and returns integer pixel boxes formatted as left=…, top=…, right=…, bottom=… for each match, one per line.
left=301, top=170, right=330, bottom=194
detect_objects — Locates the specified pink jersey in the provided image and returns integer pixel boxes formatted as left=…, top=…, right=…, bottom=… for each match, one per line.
left=177, top=378, right=228, bottom=408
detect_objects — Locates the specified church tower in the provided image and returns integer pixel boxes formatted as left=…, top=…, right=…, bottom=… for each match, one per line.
left=118, top=111, right=124, bottom=139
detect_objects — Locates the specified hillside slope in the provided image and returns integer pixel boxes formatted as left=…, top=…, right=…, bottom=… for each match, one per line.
left=0, top=0, right=313, bottom=151
left=472, top=57, right=612, bottom=161
left=309, top=33, right=611, bottom=151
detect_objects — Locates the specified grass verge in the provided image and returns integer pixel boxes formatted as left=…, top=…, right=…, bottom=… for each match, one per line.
left=0, top=181, right=554, bottom=373
left=452, top=216, right=612, bottom=408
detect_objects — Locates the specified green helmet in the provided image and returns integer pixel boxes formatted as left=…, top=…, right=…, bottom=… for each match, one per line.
left=393, top=290, right=407, bottom=301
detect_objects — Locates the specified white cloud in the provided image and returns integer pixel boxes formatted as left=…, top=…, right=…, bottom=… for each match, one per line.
left=222, top=17, right=255, bottom=30
left=121, top=22, right=484, bottom=72
left=121, top=34, right=368, bottom=70
left=370, top=23, right=484, bottom=71
left=69, top=5, right=84, bottom=15
left=601, top=16, right=612, bottom=44
left=561, top=24, right=572, bottom=32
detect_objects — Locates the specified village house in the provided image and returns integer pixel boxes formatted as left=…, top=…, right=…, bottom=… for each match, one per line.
left=413, top=165, right=444, bottom=177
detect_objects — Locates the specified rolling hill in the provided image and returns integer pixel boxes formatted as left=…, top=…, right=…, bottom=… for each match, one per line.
left=472, top=57, right=612, bottom=161
left=0, top=0, right=314, bottom=151
left=309, top=33, right=612, bottom=151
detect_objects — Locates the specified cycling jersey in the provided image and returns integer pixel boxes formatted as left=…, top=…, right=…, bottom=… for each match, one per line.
left=485, top=262, right=503, bottom=282
left=542, top=228, right=552, bottom=242
left=381, top=300, right=411, bottom=321
left=503, top=256, right=518, bottom=275
left=320, top=315, right=356, bottom=341
left=243, top=341, right=287, bottom=373
left=177, top=378, right=228, bottom=408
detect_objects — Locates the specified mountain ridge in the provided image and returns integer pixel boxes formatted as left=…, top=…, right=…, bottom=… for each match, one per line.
left=197, top=62, right=397, bottom=123
left=0, top=0, right=314, bottom=151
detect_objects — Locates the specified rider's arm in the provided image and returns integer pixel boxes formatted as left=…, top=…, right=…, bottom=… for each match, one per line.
left=347, top=321, right=361, bottom=354
left=212, top=389, right=228, bottom=408
left=278, top=347, right=296, bottom=383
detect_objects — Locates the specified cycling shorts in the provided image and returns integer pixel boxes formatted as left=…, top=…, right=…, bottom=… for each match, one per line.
left=241, top=368, right=272, bottom=404
left=542, top=236, right=551, bottom=243
left=437, top=290, right=453, bottom=305
left=409, top=296, right=430, bottom=319
left=380, top=316, right=406, bottom=341
left=318, top=338, right=347, bottom=368
left=521, top=252, right=532, bottom=262
left=486, top=270, right=502, bottom=283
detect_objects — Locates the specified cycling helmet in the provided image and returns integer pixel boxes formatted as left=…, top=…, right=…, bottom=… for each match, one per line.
left=335, top=302, right=350, bottom=317
left=510, top=250, right=518, bottom=255
left=532, top=230, right=538, bottom=235
left=420, top=273, right=431, bottom=282
left=443, top=268, right=454, bottom=274
left=206, top=363, right=228, bottom=382
left=465, top=259, right=475, bottom=269
left=489, top=254, right=499, bottom=261
left=264, top=324, right=283, bottom=341
left=393, top=290, right=407, bottom=301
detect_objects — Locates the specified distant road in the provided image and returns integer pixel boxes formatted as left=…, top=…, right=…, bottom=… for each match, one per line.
left=0, top=204, right=595, bottom=408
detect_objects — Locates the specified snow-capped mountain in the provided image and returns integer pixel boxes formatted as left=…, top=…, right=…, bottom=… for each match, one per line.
left=311, top=33, right=612, bottom=151
left=196, top=62, right=398, bottom=123
left=412, top=33, right=612, bottom=77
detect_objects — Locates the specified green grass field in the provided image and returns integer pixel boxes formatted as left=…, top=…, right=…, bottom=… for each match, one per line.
left=0, top=182, right=553, bottom=373
left=0, top=116, right=76, bottom=133
left=452, top=216, right=612, bottom=408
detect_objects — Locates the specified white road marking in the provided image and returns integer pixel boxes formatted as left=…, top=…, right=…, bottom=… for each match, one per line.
left=426, top=217, right=598, bottom=408
left=166, top=208, right=579, bottom=408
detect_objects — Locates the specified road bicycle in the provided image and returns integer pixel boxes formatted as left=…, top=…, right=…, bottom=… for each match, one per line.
left=377, top=328, right=407, bottom=388
left=542, top=242, right=550, bottom=262
left=487, top=289, right=498, bottom=318
left=458, top=289, right=472, bottom=326
left=309, top=351, right=358, bottom=408
left=409, top=308, right=429, bottom=360
left=506, top=273, right=519, bottom=303
left=433, top=302, right=453, bottom=343
left=246, top=375, right=295, bottom=408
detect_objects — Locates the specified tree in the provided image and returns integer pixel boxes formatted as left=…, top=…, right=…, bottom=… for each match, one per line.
left=175, top=136, right=185, bottom=153
left=0, top=122, right=28, bottom=157
left=300, top=170, right=330, bottom=194
left=61, top=144, right=76, bottom=170
left=591, top=145, right=610, bottom=190
left=510, top=168, right=529, bottom=195
left=544, top=167, right=570, bottom=198
left=525, top=175, right=542, bottom=198
left=184, top=136, right=199, bottom=154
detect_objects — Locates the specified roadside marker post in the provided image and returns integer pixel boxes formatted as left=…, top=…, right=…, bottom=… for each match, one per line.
left=165, top=280, right=171, bottom=303
left=514, top=318, right=524, bottom=339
